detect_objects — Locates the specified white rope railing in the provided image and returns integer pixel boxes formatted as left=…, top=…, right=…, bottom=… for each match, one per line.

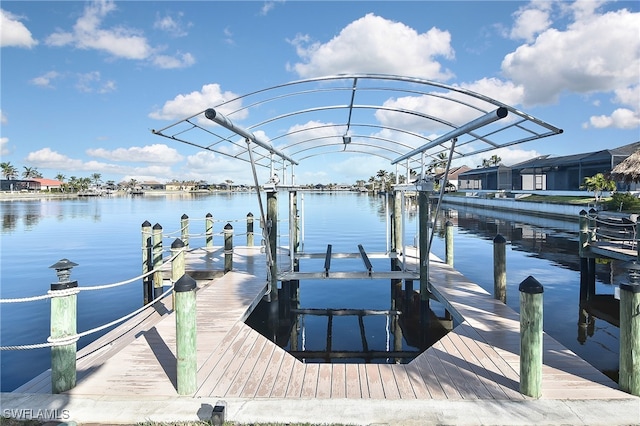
left=0, top=286, right=174, bottom=351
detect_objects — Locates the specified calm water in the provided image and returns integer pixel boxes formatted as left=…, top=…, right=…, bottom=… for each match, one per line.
left=0, top=192, right=623, bottom=391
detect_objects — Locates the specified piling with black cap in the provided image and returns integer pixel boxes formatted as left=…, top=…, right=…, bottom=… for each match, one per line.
left=224, top=223, right=233, bottom=273
left=205, top=213, right=214, bottom=248
left=619, top=277, right=640, bottom=396
left=445, top=220, right=454, bottom=266
left=246, top=212, right=254, bottom=247
left=519, top=275, right=543, bottom=398
left=141, top=220, right=152, bottom=305
left=494, top=234, right=507, bottom=303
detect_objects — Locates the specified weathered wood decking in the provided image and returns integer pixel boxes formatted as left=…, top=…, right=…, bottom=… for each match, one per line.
left=14, top=244, right=632, bottom=403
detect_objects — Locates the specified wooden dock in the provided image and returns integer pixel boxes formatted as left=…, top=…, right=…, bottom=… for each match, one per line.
left=14, top=245, right=631, bottom=403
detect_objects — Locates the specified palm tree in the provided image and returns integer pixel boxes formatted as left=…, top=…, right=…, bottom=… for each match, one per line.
left=1, top=162, right=18, bottom=180
left=55, top=173, right=66, bottom=183
left=581, top=173, right=616, bottom=204
left=91, top=173, right=102, bottom=187
left=22, top=166, right=42, bottom=179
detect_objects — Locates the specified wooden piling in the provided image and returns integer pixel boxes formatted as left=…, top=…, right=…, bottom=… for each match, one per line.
left=50, top=282, right=78, bottom=394
left=224, top=223, right=233, bottom=273
left=152, top=223, right=163, bottom=300
left=267, top=191, right=278, bottom=300
left=619, top=282, right=640, bottom=396
left=181, top=214, right=189, bottom=249
left=494, top=234, right=507, bottom=303
left=445, top=220, right=454, bottom=266
left=141, top=220, right=152, bottom=305
left=174, top=274, right=197, bottom=395
left=246, top=212, right=254, bottom=247
left=171, top=238, right=186, bottom=282
left=205, top=213, right=213, bottom=248
left=519, top=276, right=543, bottom=398
left=418, top=190, right=430, bottom=322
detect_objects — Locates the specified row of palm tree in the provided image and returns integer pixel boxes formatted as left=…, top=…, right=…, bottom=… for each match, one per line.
left=1, top=162, right=45, bottom=180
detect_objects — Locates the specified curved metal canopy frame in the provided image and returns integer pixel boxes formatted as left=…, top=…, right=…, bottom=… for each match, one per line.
left=152, top=73, right=563, bottom=181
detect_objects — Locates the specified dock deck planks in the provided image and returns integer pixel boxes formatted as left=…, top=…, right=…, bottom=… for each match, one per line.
left=14, top=245, right=633, bottom=403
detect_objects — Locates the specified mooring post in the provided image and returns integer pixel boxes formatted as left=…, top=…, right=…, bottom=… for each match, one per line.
left=181, top=214, right=189, bottom=249
left=224, top=223, right=233, bottom=273
left=152, top=223, right=164, bottom=300
left=174, top=274, right=197, bottom=395
left=205, top=213, right=214, bottom=249
left=519, top=275, right=544, bottom=398
left=246, top=212, right=254, bottom=247
left=445, top=220, right=454, bottom=266
left=494, top=234, right=507, bottom=303
left=418, top=188, right=431, bottom=325
left=171, top=238, right=186, bottom=308
left=142, top=220, right=152, bottom=305
left=619, top=262, right=640, bottom=396
left=49, top=259, right=79, bottom=394
left=267, top=191, right=278, bottom=301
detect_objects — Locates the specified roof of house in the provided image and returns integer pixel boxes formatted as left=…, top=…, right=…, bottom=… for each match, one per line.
left=435, top=165, right=472, bottom=180
left=31, top=178, right=63, bottom=186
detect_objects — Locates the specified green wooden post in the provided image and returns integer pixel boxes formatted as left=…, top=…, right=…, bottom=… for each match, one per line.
left=181, top=214, right=189, bottom=249
left=49, top=259, right=79, bottom=394
left=494, top=234, right=507, bottom=303
left=445, top=220, right=454, bottom=267
left=175, top=274, right=197, bottom=395
left=619, top=274, right=640, bottom=395
left=152, top=223, right=164, bottom=300
left=246, top=212, right=254, bottom=247
left=224, top=223, right=233, bottom=273
left=519, top=276, right=544, bottom=398
left=205, top=213, right=213, bottom=249
left=142, top=220, right=152, bottom=305
left=171, top=238, right=186, bottom=282
left=267, top=191, right=278, bottom=301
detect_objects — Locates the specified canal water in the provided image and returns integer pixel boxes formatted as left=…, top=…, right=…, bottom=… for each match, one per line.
left=0, top=192, right=623, bottom=391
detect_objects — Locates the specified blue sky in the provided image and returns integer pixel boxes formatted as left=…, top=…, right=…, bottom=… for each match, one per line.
left=1, top=0, right=639, bottom=185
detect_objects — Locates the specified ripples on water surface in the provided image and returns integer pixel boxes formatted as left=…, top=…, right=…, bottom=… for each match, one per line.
left=0, top=192, right=622, bottom=391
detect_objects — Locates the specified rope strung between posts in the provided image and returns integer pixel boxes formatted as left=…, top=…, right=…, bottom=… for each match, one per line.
left=0, top=285, right=174, bottom=351
left=0, top=251, right=180, bottom=303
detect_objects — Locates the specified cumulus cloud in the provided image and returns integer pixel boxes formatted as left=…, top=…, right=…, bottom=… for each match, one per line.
left=501, top=7, right=640, bottom=107
left=508, top=3, right=552, bottom=42
left=375, top=78, right=524, bottom=133
left=86, top=144, right=184, bottom=164
left=45, top=0, right=194, bottom=68
left=1, top=9, right=38, bottom=48
left=149, top=83, right=245, bottom=121
left=288, top=13, right=454, bottom=80
left=75, top=71, right=116, bottom=93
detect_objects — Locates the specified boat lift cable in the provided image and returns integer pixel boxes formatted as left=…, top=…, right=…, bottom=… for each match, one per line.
left=428, top=137, right=458, bottom=255
left=245, top=138, right=275, bottom=292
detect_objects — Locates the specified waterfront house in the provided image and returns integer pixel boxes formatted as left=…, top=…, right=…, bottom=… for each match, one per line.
left=457, top=164, right=512, bottom=191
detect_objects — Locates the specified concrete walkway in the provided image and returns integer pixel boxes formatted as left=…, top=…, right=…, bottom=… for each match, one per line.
left=1, top=392, right=639, bottom=425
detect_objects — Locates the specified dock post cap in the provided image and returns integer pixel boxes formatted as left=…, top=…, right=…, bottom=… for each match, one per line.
left=171, top=238, right=185, bottom=249
left=493, top=234, right=506, bottom=244
left=620, top=283, right=640, bottom=293
left=224, top=223, right=233, bottom=230
left=174, top=274, right=196, bottom=292
left=519, top=275, right=544, bottom=294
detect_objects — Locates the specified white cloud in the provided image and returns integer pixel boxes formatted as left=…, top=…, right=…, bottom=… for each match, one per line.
left=30, top=71, right=62, bottom=88
left=0, top=9, right=38, bottom=48
left=153, top=12, right=190, bottom=37
left=288, top=13, right=454, bottom=80
left=149, top=83, right=245, bottom=121
left=152, top=52, right=195, bottom=69
left=183, top=150, right=265, bottom=184
left=589, top=108, right=640, bottom=130
left=46, top=0, right=152, bottom=60
left=501, top=7, right=640, bottom=106
left=44, top=0, right=195, bottom=69
left=0, top=109, right=7, bottom=124
left=86, top=144, right=184, bottom=164
left=0, top=137, right=10, bottom=156
left=508, top=3, right=552, bottom=42
left=375, top=78, right=524, bottom=133
left=75, top=71, right=116, bottom=93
